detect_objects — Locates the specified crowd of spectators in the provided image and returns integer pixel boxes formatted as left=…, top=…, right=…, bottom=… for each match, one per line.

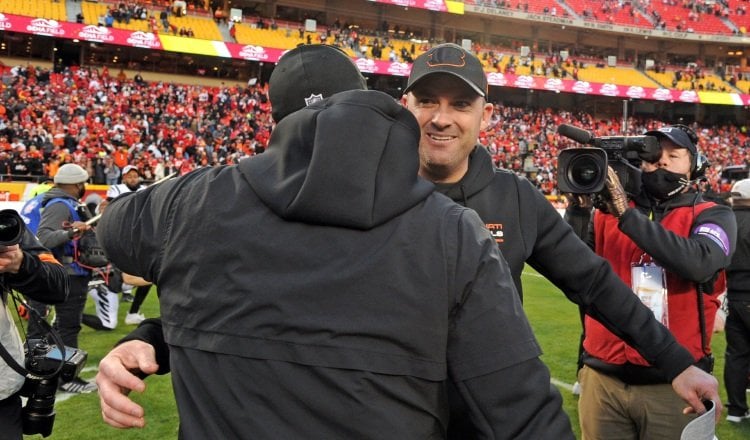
left=0, top=62, right=746, bottom=198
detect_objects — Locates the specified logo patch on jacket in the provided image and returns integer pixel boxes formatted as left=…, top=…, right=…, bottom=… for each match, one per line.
left=486, top=223, right=504, bottom=243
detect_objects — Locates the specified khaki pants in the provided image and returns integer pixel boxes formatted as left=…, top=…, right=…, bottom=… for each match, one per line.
left=578, top=365, right=691, bottom=440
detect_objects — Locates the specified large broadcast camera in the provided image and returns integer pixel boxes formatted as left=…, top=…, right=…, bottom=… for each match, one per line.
left=556, top=124, right=662, bottom=196
left=0, top=209, right=88, bottom=437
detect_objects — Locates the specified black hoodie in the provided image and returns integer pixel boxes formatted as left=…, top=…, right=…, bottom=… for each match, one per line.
left=99, top=90, right=572, bottom=439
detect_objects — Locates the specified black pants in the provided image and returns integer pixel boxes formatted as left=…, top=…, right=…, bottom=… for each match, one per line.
left=129, top=285, right=152, bottom=314
left=0, top=393, right=22, bottom=440
left=724, top=297, right=750, bottom=417
left=27, top=275, right=90, bottom=348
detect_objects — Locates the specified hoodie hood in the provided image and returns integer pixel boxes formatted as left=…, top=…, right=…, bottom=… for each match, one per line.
left=41, top=187, right=76, bottom=205
left=240, top=90, right=434, bottom=229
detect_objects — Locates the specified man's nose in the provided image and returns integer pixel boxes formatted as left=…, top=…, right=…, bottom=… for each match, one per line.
left=429, top=105, right=452, bottom=128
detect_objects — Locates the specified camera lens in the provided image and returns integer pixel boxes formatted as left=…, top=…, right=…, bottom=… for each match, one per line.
left=568, top=153, right=603, bottom=192
left=0, top=209, right=23, bottom=245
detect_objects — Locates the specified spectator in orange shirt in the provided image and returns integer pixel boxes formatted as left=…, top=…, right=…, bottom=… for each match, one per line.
left=112, top=146, right=129, bottom=170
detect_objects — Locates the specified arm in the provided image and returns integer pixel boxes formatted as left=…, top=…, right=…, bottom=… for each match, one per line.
left=37, top=201, right=73, bottom=249
left=97, top=340, right=158, bottom=429
left=618, top=204, right=736, bottom=282
left=454, top=362, right=573, bottom=439
left=563, top=194, right=593, bottom=244
left=521, top=180, right=696, bottom=380
left=96, top=318, right=168, bottom=429
left=448, top=208, right=573, bottom=438
left=522, top=182, right=719, bottom=416
left=4, top=230, right=69, bottom=304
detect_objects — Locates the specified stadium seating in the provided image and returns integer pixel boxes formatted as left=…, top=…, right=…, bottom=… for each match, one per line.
left=570, top=64, right=659, bottom=88
left=562, top=0, right=654, bottom=28
left=0, top=0, right=66, bottom=21
left=79, top=2, right=221, bottom=40
left=645, top=2, right=732, bottom=34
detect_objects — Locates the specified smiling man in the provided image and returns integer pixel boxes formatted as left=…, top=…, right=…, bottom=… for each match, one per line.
left=400, top=43, right=723, bottom=436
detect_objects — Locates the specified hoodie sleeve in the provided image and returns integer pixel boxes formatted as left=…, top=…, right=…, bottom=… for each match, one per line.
left=98, top=174, right=188, bottom=282
left=447, top=207, right=573, bottom=438
left=618, top=203, right=736, bottom=283
left=520, top=178, right=695, bottom=381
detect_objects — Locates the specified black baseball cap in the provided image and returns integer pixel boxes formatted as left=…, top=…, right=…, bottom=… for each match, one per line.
left=269, top=44, right=367, bottom=122
left=644, top=126, right=697, bottom=156
left=404, top=43, right=487, bottom=97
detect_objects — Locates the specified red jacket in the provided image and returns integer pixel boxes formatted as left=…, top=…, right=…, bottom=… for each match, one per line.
left=584, top=202, right=725, bottom=366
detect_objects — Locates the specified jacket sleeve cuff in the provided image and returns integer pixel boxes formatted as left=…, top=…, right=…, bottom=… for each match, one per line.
left=117, top=318, right=171, bottom=375
left=657, top=341, right=698, bottom=382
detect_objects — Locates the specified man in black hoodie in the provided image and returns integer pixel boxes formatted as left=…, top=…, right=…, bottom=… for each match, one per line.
left=95, top=61, right=573, bottom=439
left=399, top=43, right=720, bottom=429
left=99, top=44, right=720, bottom=434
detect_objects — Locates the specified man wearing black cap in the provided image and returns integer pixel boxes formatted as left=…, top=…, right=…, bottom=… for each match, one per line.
left=399, top=43, right=724, bottom=433
left=94, top=45, right=574, bottom=438
left=577, top=124, right=736, bottom=437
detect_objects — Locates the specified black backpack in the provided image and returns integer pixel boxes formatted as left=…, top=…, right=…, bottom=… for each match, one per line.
left=75, top=229, right=109, bottom=268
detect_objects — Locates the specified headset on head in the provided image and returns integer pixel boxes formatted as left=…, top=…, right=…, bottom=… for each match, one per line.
left=670, top=124, right=708, bottom=179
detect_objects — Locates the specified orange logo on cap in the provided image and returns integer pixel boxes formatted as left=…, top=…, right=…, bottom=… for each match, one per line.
left=426, top=47, right=467, bottom=68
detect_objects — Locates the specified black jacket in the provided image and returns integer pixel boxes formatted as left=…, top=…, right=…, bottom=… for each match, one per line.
left=440, top=146, right=695, bottom=381
left=100, top=90, right=572, bottom=440
left=727, top=205, right=750, bottom=297
left=3, top=229, right=69, bottom=305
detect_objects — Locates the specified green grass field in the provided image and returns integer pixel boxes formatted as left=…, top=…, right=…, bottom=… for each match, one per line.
left=17, top=268, right=750, bottom=439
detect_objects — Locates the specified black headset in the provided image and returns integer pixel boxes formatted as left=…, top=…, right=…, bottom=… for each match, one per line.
left=671, top=124, right=708, bottom=179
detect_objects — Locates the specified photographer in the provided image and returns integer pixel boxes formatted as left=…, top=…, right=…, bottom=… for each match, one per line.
left=574, top=125, right=737, bottom=438
left=0, top=211, right=69, bottom=439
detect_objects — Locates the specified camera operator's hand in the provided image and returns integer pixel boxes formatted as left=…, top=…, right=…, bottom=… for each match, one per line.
left=66, top=221, right=91, bottom=239
left=97, top=340, right=159, bottom=429
left=0, top=244, right=24, bottom=274
left=603, top=166, right=629, bottom=218
left=564, top=193, right=593, bottom=210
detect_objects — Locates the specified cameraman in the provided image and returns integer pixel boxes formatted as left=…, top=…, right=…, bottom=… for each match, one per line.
left=0, top=215, right=69, bottom=439
left=576, top=125, right=737, bottom=438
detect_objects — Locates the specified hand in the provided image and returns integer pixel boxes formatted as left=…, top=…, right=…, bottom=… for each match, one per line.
left=98, top=199, right=110, bottom=214
left=602, top=166, right=629, bottom=218
left=67, top=221, right=91, bottom=239
left=564, top=193, right=593, bottom=210
left=96, top=340, right=159, bottom=429
left=0, top=244, right=23, bottom=274
left=671, top=366, right=722, bottom=423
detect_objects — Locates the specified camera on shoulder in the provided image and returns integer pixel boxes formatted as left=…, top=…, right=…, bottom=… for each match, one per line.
left=20, top=338, right=87, bottom=437
left=556, top=124, right=661, bottom=196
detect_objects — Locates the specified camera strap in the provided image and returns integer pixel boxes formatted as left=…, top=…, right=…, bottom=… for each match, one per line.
left=0, top=330, right=26, bottom=377
left=0, top=290, right=67, bottom=380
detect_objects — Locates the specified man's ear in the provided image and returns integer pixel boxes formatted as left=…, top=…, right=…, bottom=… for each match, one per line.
left=479, top=102, right=494, bottom=130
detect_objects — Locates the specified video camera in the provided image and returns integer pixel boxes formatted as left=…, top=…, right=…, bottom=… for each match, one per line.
left=0, top=209, right=25, bottom=246
left=20, top=338, right=87, bottom=437
left=556, top=124, right=661, bottom=196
